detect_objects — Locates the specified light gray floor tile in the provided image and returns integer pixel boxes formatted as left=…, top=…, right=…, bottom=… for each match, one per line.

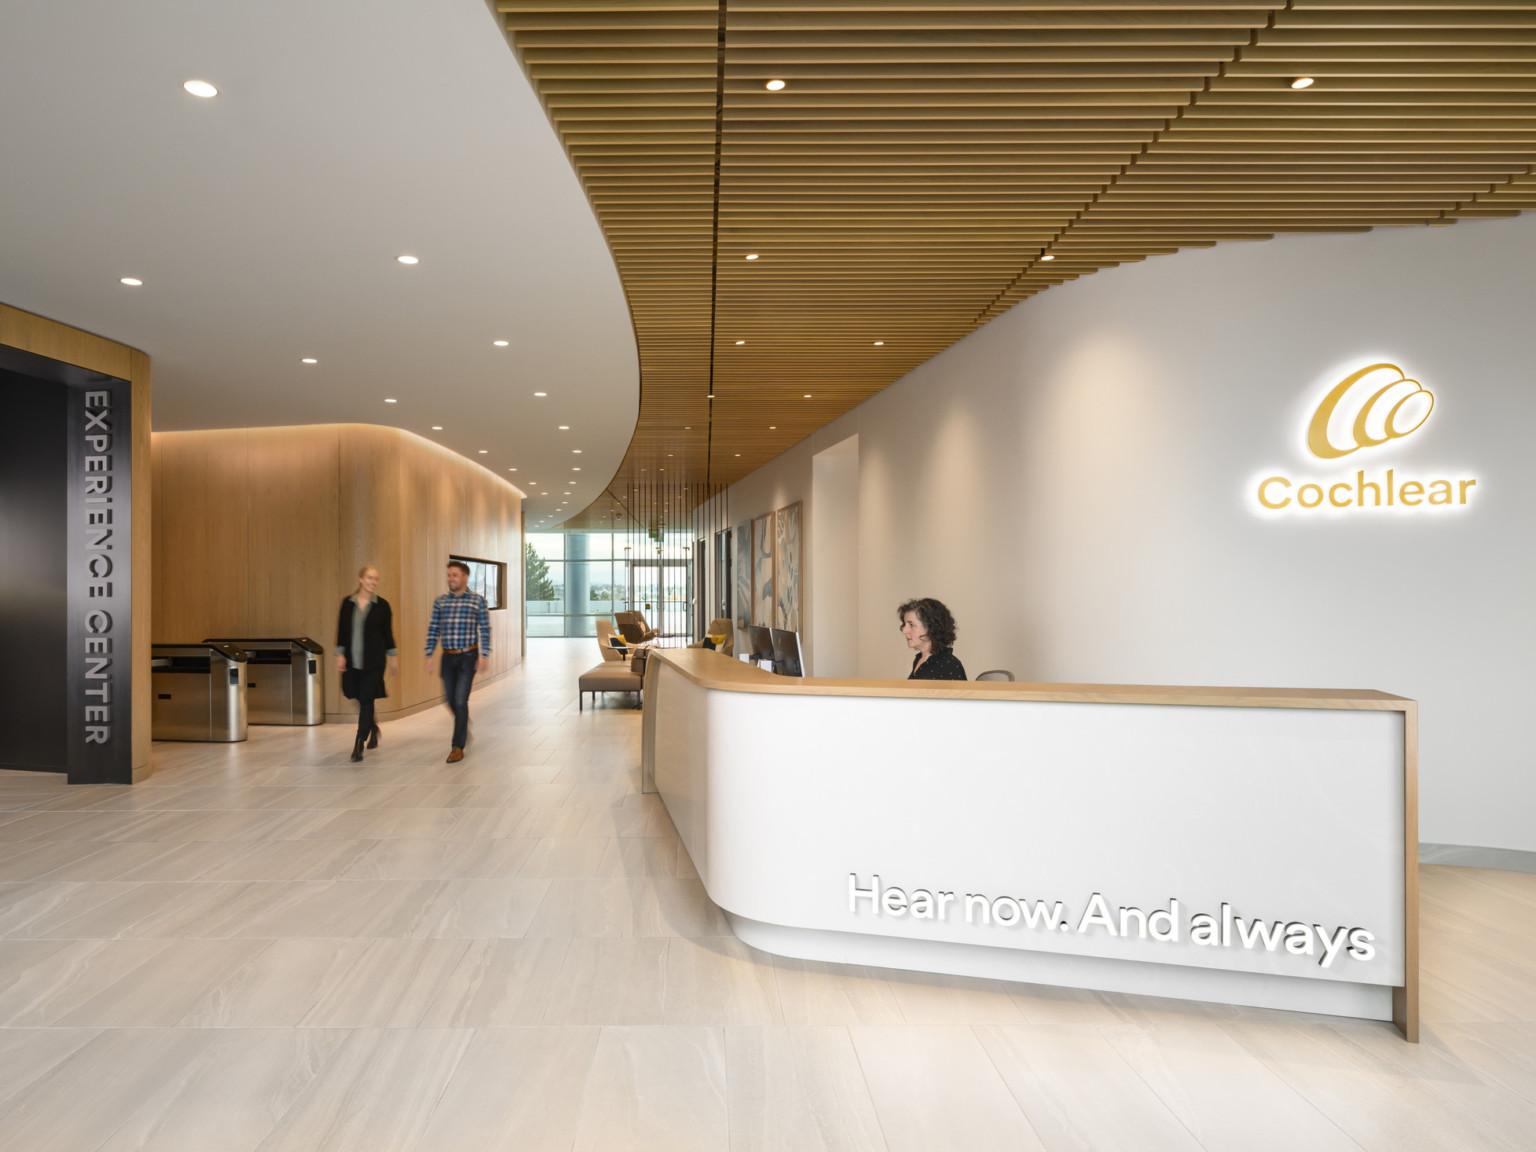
left=95, top=1028, right=351, bottom=1152
left=850, top=1025, right=1046, bottom=1152
left=0, top=937, right=171, bottom=1025
left=664, top=935, right=783, bottom=1025
left=426, top=878, right=550, bottom=937
left=177, top=938, right=373, bottom=1026
left=726, top=1026, right=888, bottom=1152
left=251, top=1028, right=474, bottom=1152
left=572, top=1026, right=728, bottom=1152
left=542, top=936, right=669, bottom=1025
left=420, top=937, right=570, bottom=1026
left=413, top=1026, right=600, bottom=1152
left=299, top=938, right=471, bottom=1027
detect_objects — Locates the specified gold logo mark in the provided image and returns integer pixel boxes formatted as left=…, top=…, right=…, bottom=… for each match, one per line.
left=1306, top=363, right=1434, bottom=460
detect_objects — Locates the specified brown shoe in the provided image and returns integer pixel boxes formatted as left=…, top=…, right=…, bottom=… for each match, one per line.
left=446, top=747, right=464, bottom=763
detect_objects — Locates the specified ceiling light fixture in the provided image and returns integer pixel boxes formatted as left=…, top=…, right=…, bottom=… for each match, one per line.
left=573, top=449, right=582, bottom=454
left=769, top=425, right=776, bottom=430
left=572, top=467, right=581, bottom=471
left=493, top=339, right=509, bottom=347
left=431, top=425, right=443, bottom=430
left=183, top=79, right=218, bottom=98
left=804, top=394, right=812, bottom=398
left=707, top=393, right=715, bottom=399
left=396, top=255, right=419, bottom=265
left=120, top=277, right=143, bottom=286
left=533, top=392, right=547, bottom=397
left=508, top=467, right=517, bottom=472
left=873, top=341, right=884, bottom=346
left=558, top=425, right=569, bottom=430
left=477, top=449, right=488, bottom=454
left=301, top=358, right=318, bottom=364
left=735, top=340, right=746, bottom=345
left=766, top=79, right=786, bottom=91
left=384, top=398, right=397, bottom=404
left=1041, top=254, right=1055, bottom=261
left=1291, top=77, right=1316, bottom=90
left=745, top=253, right=759, bottom=261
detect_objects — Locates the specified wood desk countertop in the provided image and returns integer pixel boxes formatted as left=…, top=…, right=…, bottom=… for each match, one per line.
left=650, top=647, right=1415, bottom=713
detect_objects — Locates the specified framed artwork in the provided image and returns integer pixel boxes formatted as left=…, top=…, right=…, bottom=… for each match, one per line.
left=752, top=512, right=774, bottom=628
left=774, top=501, right=802, bottom=631
left=734, top=522, right=752, bottom=626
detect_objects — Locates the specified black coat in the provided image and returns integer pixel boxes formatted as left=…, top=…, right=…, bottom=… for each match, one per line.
left=337, top=594, right=395, bottom=700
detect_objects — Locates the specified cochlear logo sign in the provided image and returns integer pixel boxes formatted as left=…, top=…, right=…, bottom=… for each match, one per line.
left=1255, top=361, right=1477, bottom=513
left=1305, top=363, right=1433, bottom=460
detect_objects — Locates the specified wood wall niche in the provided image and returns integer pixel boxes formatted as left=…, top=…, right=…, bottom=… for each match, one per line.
left=153, top=424, right=524, bottom=720
left=0, top=302, right=153, bottom=780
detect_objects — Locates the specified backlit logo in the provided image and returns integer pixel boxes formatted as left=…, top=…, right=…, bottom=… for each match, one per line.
left=1252, top=359, right=1476, bottom=514
left=1306, top=363, right=1434, bottom=460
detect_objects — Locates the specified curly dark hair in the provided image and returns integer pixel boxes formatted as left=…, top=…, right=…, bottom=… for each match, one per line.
left=897, top=597, right=957, bottom=650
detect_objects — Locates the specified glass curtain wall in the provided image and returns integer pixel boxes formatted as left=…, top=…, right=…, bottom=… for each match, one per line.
left=526, top=528, right=694, bottom=639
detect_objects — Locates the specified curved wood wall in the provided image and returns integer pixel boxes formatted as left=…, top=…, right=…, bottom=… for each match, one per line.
left=152, top=424, right=524, bottom=720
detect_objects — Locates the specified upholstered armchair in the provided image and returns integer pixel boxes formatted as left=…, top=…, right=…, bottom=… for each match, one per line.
left=595, top=618, right=628, bottom=661
left=616, top=610, right=658, bottom=645
left=688, top=618, right=735, bottom=657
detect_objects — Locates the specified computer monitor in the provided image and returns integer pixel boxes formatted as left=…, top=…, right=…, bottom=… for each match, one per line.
left=747, top=625, right=775, bottom=664
left=769, top=628, right=804, bottom=677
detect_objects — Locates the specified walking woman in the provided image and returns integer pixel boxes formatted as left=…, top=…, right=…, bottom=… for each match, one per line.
left=336, top=565, right=398, bottom=762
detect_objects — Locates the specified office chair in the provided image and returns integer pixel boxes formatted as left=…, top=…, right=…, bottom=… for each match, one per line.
left=975, top=669, right=1015, bottom=681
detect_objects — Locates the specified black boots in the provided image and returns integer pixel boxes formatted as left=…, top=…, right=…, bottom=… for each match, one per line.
left=350, top=735, right=365, bottom=763
left=367, top=722, right=380, bottom=749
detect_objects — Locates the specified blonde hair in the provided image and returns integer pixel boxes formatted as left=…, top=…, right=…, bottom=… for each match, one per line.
left=355, top=565, right=379, bottom=593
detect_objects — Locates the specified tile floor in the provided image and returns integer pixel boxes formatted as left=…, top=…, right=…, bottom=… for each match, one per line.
left=1, top=638, right=1534, bottom=1150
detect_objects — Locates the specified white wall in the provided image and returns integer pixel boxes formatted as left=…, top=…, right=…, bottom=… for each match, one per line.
left=728, top=213, right=1536, bottom=853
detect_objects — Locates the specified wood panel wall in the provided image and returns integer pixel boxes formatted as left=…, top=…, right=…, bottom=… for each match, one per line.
left=152, top=424, right=524, bottom=720
left=0, top=303, right=153, bottom=779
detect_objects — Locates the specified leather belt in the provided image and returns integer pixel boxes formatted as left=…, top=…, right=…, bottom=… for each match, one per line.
left=443, top=646, right=479, bottom=655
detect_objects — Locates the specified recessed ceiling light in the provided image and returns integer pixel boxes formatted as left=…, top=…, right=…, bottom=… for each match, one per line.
left=1291, top=76, right=1316, bottom=89
left=745, top=253, right=759, bottom=261
left=119, top=277, right=143, bottom=286
left=573, top=449, right=582, bottom=454
left=301, top=358, right=318, bottom=364
left=572, top=467, right=581, bottom=471
left=384, top=398, right=397, bottom=403
left=804, top=394, right=812, bottom=399
left=396, top=255, right=419, bottom=265
left=769, top=426, right=776, bottom=429
left=508, top=467, right=516, bottom=472
left=564, top=491, right=570, bottom=495
left=183, top=79, right=218, bottom=98
left=478, top=449, right=488, bottom=454
left=431, top=425, right=443, bottom=430
left=735, top=340, right=746, bottom=345
left=735, top=453, right=741, bottom=457
left=493, top=340, right=509, bottom=347
left=707, top=393, right=715, bottom=399
left=1041, top=254, right=1055, bottom=261
left=533, top=392, right=547, bottom=397
left=766, top=79, right=786, bottom=91
left=873, top=341, right=884, bottom=346
left=558, top=425, right=569, bottom=430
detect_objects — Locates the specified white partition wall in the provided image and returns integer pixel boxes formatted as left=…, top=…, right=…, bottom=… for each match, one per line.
left=723, top=213, right=1536, bottom=857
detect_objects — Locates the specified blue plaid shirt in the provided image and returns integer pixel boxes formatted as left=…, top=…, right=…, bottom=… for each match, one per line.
left=425, top=590, right=492, bottom=655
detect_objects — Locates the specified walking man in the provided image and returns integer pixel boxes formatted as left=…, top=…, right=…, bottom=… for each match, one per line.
left=424, top=560, right=492, bottom=762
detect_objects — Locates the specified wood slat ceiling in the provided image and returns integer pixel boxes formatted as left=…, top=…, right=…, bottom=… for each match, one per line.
left=496, top=0, right=1536, bottom=531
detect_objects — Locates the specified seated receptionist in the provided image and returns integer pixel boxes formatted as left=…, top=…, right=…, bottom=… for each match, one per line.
left=899, top=597, right=967, bottom=681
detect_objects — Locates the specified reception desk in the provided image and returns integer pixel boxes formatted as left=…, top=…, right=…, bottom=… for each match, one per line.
left=641, top=648, right=1418, bottom=1040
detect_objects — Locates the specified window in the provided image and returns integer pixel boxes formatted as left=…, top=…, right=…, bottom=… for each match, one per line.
left=450, top=555, right=506, bottom=610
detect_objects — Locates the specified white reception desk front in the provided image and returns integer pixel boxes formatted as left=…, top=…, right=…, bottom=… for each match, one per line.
left=641, top=648, right=1419, bottom=1040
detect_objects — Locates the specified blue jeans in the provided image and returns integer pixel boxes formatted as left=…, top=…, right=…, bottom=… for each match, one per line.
left=440, top=651, right=477, bottom=750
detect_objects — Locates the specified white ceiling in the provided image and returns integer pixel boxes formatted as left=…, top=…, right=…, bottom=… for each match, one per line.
left=0, top=0, right=638, bottom=530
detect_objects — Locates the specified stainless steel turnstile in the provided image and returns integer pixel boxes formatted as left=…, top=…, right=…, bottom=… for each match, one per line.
left=151, top=644, right=249, bottom=742
left=203, top=637, right=325, bottom=725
